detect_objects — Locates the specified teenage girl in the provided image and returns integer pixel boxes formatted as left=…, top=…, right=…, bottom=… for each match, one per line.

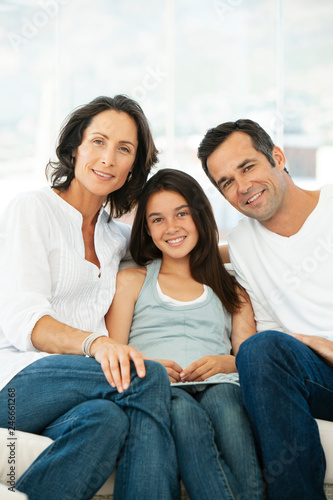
left=106, top=168, right=263, bottom=500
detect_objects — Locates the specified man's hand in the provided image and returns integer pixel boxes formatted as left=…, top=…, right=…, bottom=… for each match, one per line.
left=179, top=355, right=236, bottom=382
left=288, top=333, right=333, bottom=367
left=91, top=339, right=146, bottom=392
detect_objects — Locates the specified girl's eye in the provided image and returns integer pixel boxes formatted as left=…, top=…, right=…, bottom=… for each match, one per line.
left=152, top=217, right=163, bottom=223
left=177, top=211, right=188, bottom=217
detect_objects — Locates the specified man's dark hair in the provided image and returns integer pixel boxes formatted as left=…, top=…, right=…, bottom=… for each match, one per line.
left=198, top=118, right=288, bottom=187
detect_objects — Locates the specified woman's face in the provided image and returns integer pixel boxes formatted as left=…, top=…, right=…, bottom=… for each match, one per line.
left=71, top=109, right=138, bottom=202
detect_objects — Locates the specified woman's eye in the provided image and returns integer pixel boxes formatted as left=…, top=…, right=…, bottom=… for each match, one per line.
left=93, top=139, right=103, bottom=145
left=120, top=146, right=130, bottom=153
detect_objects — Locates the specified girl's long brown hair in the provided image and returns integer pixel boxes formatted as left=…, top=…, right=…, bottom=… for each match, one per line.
left=130, top=168, right=242, bottom=313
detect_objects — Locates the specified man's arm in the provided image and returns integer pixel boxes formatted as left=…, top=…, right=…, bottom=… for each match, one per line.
left=228, top=243, right=283, bottom=333
left=219, top=244, right=230, bottom=263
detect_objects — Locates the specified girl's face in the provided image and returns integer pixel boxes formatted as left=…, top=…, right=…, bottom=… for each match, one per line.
left=146, top=190, right=199, bottom=261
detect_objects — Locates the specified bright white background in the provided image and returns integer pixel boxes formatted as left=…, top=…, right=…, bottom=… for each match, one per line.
left=1, top=0, right=333, bottom=239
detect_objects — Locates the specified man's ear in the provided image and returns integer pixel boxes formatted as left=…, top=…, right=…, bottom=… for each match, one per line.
left=272, top=146, right=286, bottom=171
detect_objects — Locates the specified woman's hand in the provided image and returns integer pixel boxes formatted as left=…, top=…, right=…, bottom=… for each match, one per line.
left=91, top=338, right=146, bottom=393
left=179, top=355, right=236, bottom=382
left=153, top=359, right=183, bottom=383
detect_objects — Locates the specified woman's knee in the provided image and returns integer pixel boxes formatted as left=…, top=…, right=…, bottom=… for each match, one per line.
left=74, top=399, right=129, bottom=438
left=138, top=360, right=171, bottom=394
left=143, top=360, right=169, bottom=381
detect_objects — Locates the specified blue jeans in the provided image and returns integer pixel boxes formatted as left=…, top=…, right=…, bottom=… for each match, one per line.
left=0, top=355, right=179, bottom=500
left=170, top=383, right=263, bottom=500
left=236, top=330, right=333, bottom=500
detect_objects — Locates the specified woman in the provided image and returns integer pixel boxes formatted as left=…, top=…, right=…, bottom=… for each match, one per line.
left=106, top=169, right=263, bottom=499
left=0, top=96, right=178, bottom=500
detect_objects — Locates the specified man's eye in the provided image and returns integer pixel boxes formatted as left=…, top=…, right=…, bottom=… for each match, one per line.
left=222, top=180, right=232, bottom=190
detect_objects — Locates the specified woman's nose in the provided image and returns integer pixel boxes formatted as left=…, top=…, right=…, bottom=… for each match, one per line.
left=101, top=148, right=115, bottom=167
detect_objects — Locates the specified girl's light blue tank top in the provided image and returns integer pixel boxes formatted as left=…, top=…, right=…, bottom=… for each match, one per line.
left=128, top=260, right=239, bottom=386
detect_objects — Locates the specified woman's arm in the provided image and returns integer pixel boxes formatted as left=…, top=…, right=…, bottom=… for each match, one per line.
left=30, top=312, right=146, bottom=393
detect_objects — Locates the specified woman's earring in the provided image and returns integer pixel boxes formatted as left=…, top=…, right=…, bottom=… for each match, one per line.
left=127, top=172, right=133, bottom=182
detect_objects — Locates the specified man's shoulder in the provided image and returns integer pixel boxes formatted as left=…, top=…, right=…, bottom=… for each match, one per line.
left=228, top=217, right=255, bottom=244
left=320, top=184, right=333, bottom=202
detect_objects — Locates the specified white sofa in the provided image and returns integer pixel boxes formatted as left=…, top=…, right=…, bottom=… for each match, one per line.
left=0, top=420, right=332, bottom=499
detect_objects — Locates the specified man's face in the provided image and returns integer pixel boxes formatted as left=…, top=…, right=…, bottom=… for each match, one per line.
left=206, top=131, right=288, bottom=225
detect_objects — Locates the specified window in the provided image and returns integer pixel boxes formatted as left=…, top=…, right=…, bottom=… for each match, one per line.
left=1, top=0, right=333, bottom=239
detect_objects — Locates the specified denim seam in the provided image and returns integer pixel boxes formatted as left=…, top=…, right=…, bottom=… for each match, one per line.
left=304, top=377, right=333, bottom=394
left=45, top=415, right=76, bottom=431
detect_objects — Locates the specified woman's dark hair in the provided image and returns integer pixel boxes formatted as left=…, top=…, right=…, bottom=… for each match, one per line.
left=198, top=118, right=289, bottom=188
left=130, top=168, right=242, bottom=313
left=46, top=95, right=158, bottom=217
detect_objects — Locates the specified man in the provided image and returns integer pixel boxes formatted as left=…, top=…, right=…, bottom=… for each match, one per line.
left=198, top=119, right=333, bottom=500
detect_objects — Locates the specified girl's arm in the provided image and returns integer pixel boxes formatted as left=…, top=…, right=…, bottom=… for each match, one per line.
left=230, top=288, right=256, bottom=355
left=104, top=267, right=147, bottom=391
left=106, top=268, right=184, bottom=384
left=179, top=288, right=256, bottom=382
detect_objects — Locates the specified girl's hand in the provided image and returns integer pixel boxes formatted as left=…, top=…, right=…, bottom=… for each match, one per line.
left=153, top=359, right=183, bottom=383
left=91, top=338, right=146, bottom=393
left=180, top=355, right=236, bottom=382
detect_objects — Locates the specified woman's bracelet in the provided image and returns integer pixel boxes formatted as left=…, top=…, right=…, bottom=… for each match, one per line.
left=82, top=332, right=106, bottom=357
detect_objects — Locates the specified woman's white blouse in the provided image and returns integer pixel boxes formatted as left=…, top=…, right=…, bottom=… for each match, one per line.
left=0, top=187, right=131, bottom=391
